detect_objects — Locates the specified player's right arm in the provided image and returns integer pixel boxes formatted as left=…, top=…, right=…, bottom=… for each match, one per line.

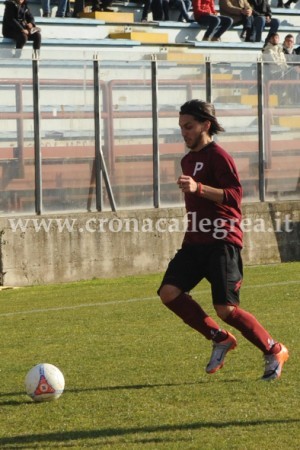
left=177, top=174, right=224, bottom=204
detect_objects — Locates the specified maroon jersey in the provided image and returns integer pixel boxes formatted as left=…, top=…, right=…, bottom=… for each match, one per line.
left=181, top=141, right=243, bottom=248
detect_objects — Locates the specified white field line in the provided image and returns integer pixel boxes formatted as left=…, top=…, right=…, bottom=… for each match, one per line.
left=0, top=280, right=299, bottom=318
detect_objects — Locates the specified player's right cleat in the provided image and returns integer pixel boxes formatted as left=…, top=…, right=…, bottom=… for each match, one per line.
left=206, top=332, right=237, bottom=374
left=261, top=344, right=289, bottom=381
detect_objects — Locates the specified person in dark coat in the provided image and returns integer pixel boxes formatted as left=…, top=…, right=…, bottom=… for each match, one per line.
left=247, top=0, right=279, bottom=43
left=282, top=34, right=300, bottom=58
left=2, top=0, right=41, bottom=50
left=141, top=0, right=170, bottom=21
left=170, top=0, right=193, bottom=22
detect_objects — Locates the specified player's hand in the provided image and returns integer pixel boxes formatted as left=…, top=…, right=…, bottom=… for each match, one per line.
left=177, top=175, right=198, bottom=193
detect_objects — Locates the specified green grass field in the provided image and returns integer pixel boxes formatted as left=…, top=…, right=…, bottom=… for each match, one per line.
left=0, top=262, right=299, bottom=449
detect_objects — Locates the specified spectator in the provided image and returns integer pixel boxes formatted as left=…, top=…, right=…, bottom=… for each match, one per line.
left=2, top=0, right=41, bottom=52
left=90, top=0, right=114, bottom=12
left=219, top=0, right=254, bottom=41
left=262, top=32, right=299, bottom=103
left=72, top=0, right=113, bottom=17
left=141, top=0, right=170, bottom=21
left=41, top=0, right=68, bottom=17
left=192, top=0, right=233, bottom=41
left=247, top=0, right=279, bottom=43
left=282, top=33, right=300, bottom=57
left=263, top=32, right=288, bottom=73
left=278, top=0, right=297, bottom=7
left=170, top=0, right=193, bottom=22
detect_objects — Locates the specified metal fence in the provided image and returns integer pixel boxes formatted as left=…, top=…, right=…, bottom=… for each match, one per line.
left=0, top=50, right=299, bottom=215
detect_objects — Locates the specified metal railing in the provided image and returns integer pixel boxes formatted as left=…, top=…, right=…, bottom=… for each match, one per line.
left=0, top=52, right=299, bottom=214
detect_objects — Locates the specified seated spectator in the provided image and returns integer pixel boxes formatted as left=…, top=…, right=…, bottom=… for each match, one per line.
left=41, top=0, right=68, bottom=17
left=278, top=0, right=296, bottom=7
left=219, top=0, right=254, bottom=41
left=72, top=0, right=113, bottom=17
left=170, top=0, right=193, bottom=22
left=192, top=0, right=233, bottom=41
left=263, top=32, right=288, bottom=73
left=2, top=0, right=41, bottom=52
left=262, top=32, right=299, bottom=103
left=247, top=0, right=279, bottom=43
left=90, top=0, right=114, bottom=12
left=282, top=33, right=300, bottom=58
left=141, top=0, right=170, bottom=21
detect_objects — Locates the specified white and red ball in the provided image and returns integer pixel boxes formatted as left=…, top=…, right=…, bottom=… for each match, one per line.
left=25, top=363, right=65, bottom=402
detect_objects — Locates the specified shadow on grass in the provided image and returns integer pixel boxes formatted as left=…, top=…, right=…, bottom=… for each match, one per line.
left=66, top=380, right=216, bottom=393
left=0, top=378, right=241, bottom=404
left=0, top=418, right=299, bottom=447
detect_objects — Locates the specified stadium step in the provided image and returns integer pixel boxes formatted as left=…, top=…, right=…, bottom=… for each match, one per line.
left=278, top=116, right=300, bottom=127
left=165, top=51, right=205, bottom=63
left=109, top=30, right=169, bottom=44
left=79, top=11, right=134, bottom=23
left=241, top=94, right=279, bottom=107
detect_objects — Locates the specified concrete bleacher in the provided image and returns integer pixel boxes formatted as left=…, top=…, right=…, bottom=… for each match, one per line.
left=1, top=0, right=300, bottom=53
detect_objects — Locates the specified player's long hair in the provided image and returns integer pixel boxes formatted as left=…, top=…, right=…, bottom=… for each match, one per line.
left=179, top=100, right=225, bottom=136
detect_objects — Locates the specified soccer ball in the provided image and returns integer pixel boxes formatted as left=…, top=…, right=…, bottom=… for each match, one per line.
left=25, top=363, right=65, bottom=402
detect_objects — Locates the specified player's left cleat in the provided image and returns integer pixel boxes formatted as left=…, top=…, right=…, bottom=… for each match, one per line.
left=261, top=344, right=289, bottom=381
left=206, top=332, right=237, bottom=374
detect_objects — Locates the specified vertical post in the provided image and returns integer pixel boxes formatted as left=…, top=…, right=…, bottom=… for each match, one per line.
left=15, top=82, right=24, bottom=178
left=151, top=57, right=160, bottom=208
left=205, top=57, right=212, bottom=103
left=257, top=58, right=265, bottom=202
left=93, top=55, right=116, bottom=212
left=93, top=56, right=103, bottom=211
left=32, top=54, right=42, bottom=215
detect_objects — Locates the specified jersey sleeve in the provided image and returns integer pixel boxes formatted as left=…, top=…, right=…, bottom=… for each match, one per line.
left=212, top=150, right=243, bottom=209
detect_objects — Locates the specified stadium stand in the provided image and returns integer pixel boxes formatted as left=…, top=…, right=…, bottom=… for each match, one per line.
left=1, top=0, right=300, bottom=50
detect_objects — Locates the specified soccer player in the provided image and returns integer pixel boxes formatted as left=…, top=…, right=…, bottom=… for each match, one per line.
left=157, top=99, right=289, bottom=381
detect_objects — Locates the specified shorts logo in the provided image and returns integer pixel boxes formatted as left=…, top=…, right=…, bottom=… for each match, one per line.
left=234, top=279, right=243, bottom=292
left=193, top=162, right=204, bottom=176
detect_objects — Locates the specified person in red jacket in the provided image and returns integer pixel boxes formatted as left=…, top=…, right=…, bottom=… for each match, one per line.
left=157, top=99, right=289, bottom=381
left=191, top=0, right=233, bottom=41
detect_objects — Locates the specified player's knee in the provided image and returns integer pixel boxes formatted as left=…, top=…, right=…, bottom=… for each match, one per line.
left=214, top=304, right=234, bottom=320
left=159, top=284, right=180, bottom=304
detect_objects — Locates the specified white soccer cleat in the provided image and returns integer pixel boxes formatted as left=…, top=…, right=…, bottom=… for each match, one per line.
left=206, top=332, right=237, bottom=374
left=261, top=344, right=289, bottom=381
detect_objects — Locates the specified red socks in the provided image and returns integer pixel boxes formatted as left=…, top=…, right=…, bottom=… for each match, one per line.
left=164, top=292, right=224, bottom=340
left=164, top=295, right=280, bottom=355
left=224, top=307, right=280, bottom=354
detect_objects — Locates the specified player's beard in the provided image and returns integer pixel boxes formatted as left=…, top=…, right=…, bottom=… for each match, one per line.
left=186, top=132, right=204, bottom=151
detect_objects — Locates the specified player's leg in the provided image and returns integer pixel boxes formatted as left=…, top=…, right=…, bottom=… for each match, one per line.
left=211, top=243, right=289, bottom=381
left=158, top=245, right=229, bottom=340
left=223, top=306, right=289, bottom=380
left=201, top=243, right=239, bottom=374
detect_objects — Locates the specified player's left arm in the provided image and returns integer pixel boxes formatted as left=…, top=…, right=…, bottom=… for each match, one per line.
left=213, top=155, right=243, bottom=207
